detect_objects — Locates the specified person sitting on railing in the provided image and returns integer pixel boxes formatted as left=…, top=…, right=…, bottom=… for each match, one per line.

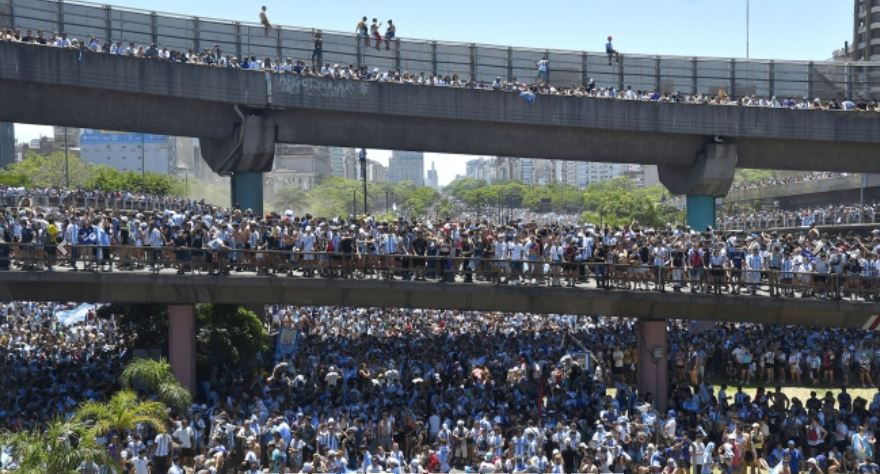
left=370, top=19, right=383, bottom=50
left=605, top=36, right=620, bottom=65
left=384, top=21, right=395, bottom=51
left=260, top=6, right=273, bottom=35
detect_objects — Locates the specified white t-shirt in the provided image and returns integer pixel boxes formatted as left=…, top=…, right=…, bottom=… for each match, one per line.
left=131, top=457, right=150, bottom=474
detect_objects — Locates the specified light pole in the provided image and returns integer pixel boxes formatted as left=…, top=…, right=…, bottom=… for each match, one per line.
left=860, top=173, right=868, bottom=222
left=745, top=0, right=750, bottom=59
left=140, top=133, right=146, bottom=193
left=63, top=127, right=69, bottom=188
left=358, top=148, right=368, bottom=215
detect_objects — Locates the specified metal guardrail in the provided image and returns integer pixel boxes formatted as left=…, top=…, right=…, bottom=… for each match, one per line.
left=2, top=243, right=878, bottom=302
left=718, top=212, right=880, bottom=231
left=0, top=194, right=198, bottom=211
left=2, top=0, right=880, bottom=99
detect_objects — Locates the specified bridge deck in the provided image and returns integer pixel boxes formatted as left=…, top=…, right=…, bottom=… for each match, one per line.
left=0, top=265, right=873, bottom=329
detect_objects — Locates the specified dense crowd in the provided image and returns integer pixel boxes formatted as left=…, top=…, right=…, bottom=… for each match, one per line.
left=730, top=173, right=850, bottom=193
left=720, top=203, right=880, bottom=231
left=1, top=197, right=879, bottom=301
left=0, top=302, right=125, bottom=431
left=8, top=302, right=880, bottom=473
left=2, top=27, right=880, bottom=111
left=0, top=185, right=210, bottom=213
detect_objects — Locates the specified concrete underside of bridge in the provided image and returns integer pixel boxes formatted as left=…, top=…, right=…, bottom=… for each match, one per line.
left=0, top=271, right=872, bottom=328
left=2, top=42, right=880, bottom=174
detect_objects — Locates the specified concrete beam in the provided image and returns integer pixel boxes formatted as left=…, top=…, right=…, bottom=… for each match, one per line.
left=659, top=144, right=738, bottom=196
left=0, top=272, right=873, bottom=329
left=1, top=42, right=880, bottom=173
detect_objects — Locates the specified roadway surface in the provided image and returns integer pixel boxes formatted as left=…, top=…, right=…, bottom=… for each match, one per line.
left=2, top=42, right=880, bottom=173
left=0, top=266, right=875, bottom=329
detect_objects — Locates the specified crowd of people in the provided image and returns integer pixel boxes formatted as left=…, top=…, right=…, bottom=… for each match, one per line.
left=0, top=186, right=210, bottom=213
left=8, top=301, right=880, bottom=473
left=2, top=24, right=879, bottom=111
left=0, top=302, right=124, bottom=432
left=730, top=173, right=850, bottom=193
left=719, top=203, right=880, bottom=231
left=0, top=195, right=879, bottom=301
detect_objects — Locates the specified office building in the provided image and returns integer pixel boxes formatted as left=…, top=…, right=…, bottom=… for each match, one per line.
left=854, top=0, right=880, bottom=60
left=426, top=162, right=439, bottom=189
left=53, top=126, right=80, bottom=149
left=388, top=151, right=424, bottom=185
left=330, top=147, right=358, bottom=179
left=0, top=123, right=14, bottom=168
left=80, top=130, right=176, bottom=174
left=267, top=144, right=331, bottom=193
left=357, top=159, right=388, bottom=183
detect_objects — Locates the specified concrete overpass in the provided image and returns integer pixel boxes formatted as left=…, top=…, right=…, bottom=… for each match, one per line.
left=1, top=268, right=876, bottom=406
left=0, top=270, right=875, bottom=328
left=3, top=42, right=880, bottom=222
left=724, top=174, right=880, bottom=209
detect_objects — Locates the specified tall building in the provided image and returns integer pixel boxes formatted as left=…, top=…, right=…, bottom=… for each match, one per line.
left=426, top=162, right=439, bottom=189
left=80, top=130, right=176, bottom=174
left=268, top=145, right=331, bottom=192
left=330, top=147, right=357, bottom=179
left=358, top=159, right=388, bottom=183
left=0, top=123, right=14, bottom=168
left=388, top=151, right=424, bottom=185
left=53, top=126, right=81, bottom=149
left=853, top=0, right=880, bottom=60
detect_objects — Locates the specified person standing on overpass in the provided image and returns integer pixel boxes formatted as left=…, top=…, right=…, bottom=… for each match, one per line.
left=536, top=57, right=549, bottom=84
left=260, top=6, right=273, bottom=35
left=606, top=35, right=620, bottom=65
left=312, top=31, right=323, bottom=67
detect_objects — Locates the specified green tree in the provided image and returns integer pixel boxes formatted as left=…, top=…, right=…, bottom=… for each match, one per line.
left=120, top=358, right=192, bottom=415
left=74, top=390, right=167, bottom=436
left=269, top=185, right=308, bottom=214
left=0, top=418, right=114, bottom=474
left=581, top=177, right=683, bottom=228
left=401, top=186, right=440, bottom=217
left=196, top=305, right=270, bottom=377
left=444, top=177, right=487, bottom=200
left=0, top=151, right=94, bottom=188
left=97, top=304, right=168, bottom=350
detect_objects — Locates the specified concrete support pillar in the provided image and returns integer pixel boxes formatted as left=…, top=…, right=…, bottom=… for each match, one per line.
left=686, top=195, right=716, bottom=232
left=231, top=171, right=264, bottom=215
left=637, top=319, right=668, bottom=410
left=659, top=142, right=738, bottom=230
left=168, top=305, right=196, bottom=394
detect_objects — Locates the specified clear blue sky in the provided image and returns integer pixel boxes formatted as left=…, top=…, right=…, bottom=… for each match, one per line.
left=103, top=0, right=851, bottom=60
left=16, top=0, right=853, bottom=184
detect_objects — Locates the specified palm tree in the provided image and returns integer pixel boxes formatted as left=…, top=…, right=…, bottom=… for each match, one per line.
left=0, top=417, right=115, bottom=473
left=120, top=358, right=192, bottom=415
left=74, top=390, right=167, bottom=436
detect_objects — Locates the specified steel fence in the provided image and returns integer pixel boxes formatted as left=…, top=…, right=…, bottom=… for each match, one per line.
left=1, top=243, right=878, bottom=302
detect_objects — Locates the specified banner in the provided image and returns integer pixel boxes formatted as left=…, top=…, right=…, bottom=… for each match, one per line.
left=54, top=303, right=95, bottom=326
left=274, top=326, right=300, bottom=361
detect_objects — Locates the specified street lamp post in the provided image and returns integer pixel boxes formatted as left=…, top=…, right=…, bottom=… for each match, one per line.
left=358, top=148, right=368, bottom=215
left=63, top=127, right=69, bottom=188
left=140, top=133, right=146, bottom=193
